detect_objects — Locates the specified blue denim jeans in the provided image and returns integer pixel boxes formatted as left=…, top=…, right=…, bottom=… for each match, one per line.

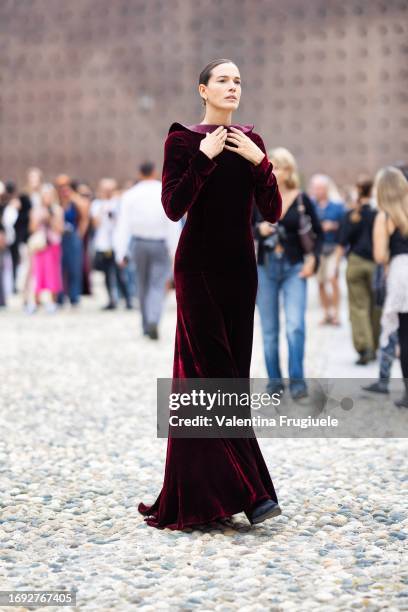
left=256, top=251, right=307, bottom=394
left=379, top=329, right=398, bottom=383
left=60, top=231, right=83, bottom=305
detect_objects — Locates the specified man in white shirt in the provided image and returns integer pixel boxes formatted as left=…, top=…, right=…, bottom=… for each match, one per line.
left=91, top=178, right=132, bottom=310
left=114, top=162, right=181, bottom=339
left=91, top=184, right=118, bottom=254
left=0, top=181, right=19, bottom=306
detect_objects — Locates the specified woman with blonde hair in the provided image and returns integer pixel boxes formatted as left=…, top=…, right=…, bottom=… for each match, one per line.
left=24, top=167, right=44, bottom=209
left=29, top=184, right=64, bottom=312
left=373, top=166, right=408, bottom=408
left=253, top=146, right=323, bottom=399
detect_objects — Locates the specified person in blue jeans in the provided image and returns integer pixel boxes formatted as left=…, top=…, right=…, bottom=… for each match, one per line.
left=61, top=228, right=83, bottom=305
left=253, top=147, right=323, bottom=399
left=55, top=175, right=86, bottom=306
left=362, top=329, right=398, bottom=394
left=308, top=174, right=346, bottom=326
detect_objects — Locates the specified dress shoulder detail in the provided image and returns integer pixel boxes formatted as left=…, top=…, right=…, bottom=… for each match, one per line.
left=168, top=122, right=191, bottom=135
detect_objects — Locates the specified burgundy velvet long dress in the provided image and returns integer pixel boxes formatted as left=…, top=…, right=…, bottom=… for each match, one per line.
left=138, top=121, right=282, bottom=529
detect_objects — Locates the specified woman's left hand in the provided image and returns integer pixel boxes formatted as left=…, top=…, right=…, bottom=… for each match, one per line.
left=298, top=255, right=316, bottom=278
left=224, top=127, right=265, bottom=165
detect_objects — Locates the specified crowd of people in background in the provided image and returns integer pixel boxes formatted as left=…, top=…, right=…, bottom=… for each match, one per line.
left=0, top=164, right=182, bottom=339
left=1, top=153, right=408, bottom=406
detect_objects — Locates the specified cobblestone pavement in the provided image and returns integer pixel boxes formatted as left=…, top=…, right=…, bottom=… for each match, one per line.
left=0, top=266, right=407, bottom=611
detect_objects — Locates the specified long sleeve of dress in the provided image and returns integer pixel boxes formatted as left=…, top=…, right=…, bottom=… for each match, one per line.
left=250, top=134, right=282, bottom=224
left=161, top=133, right=218, bottom=222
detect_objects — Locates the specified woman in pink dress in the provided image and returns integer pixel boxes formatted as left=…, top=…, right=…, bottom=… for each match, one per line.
left=29, top=184, right=64, bottom=312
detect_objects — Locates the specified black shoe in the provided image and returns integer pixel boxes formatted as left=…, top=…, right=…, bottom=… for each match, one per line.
left=362, top=381, right=389, bottom=394
left=267, top=381, right=285, bottom=395
left=355, top=349, right=376, bottom=365
left=249, top=499, right=282, bottom=525
left=291, top=387, right=308, bottom=400
left=125, top=302, right=133, bottom=310
left=102, top=303, right=116, bottom=311
left=394, top=393, right=408, bottom=408
left=147, top=323, right=159, bottom=340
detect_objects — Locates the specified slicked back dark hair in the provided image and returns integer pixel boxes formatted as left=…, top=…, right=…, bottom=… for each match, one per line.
left=199, top=58, right=235, bottom=86
left=356, top=177, right=373, bottom=200
left=139, top=161, right=155, bottom=176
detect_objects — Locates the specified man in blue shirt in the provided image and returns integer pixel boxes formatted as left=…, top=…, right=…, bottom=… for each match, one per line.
left=309, top=174, right=346, bottom=326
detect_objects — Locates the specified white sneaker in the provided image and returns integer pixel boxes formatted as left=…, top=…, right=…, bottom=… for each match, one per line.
left=24, top=303, right=37, bottom=315
left=45, top=302, right=57, bottom=314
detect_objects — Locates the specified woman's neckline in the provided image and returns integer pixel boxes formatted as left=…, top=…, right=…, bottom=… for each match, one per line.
left=189, top=122, right=254, bottom=133
left=279, top=190, right=301, bottom=220
left=168, top=121, right=254, bottom=134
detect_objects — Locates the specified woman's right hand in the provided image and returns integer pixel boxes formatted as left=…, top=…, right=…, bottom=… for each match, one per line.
left=199, top=126, right=228, bottom=160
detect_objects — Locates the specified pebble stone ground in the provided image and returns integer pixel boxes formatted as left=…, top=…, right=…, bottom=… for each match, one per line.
left=0, top=262, right=407, bottom=612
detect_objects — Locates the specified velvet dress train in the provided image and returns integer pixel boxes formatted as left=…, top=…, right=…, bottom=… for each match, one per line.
left=138, top=121, right=282, bottom=529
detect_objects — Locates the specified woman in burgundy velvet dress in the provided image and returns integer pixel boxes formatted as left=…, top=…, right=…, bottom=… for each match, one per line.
left=138, top=59, right=283, bottom=530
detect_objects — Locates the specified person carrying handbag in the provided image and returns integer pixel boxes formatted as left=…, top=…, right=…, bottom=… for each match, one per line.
left=253, top=147, right=323, bottom=399
left=28, top=184, right=64, bottom=312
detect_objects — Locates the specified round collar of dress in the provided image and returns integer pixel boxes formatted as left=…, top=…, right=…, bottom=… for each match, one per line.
left=168, top=121, right=254, bottom=134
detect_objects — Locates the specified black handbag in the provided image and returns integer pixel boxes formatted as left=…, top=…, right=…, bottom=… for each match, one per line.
left=93, top=251, right=108, bottom=271
left=296, top=194, right=317, bottom=255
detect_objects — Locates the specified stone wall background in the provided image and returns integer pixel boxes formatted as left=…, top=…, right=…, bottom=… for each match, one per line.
left=1, top=0, right=407, bottom=187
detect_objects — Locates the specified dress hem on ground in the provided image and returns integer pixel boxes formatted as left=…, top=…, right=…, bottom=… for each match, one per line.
left=138, top=493, right=273, bottom=531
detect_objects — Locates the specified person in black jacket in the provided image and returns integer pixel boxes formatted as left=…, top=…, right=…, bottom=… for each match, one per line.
left=333, top=178, right=382, bottom=365
left=4, top=180, right=32, bottom=293
left=252, top=147, right=323, bottom=399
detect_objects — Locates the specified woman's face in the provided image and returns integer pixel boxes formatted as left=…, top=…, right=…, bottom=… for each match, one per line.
left=201, top=63, right=241, bottom=112
left=55, top=177, right=72, bottom=201
left=78, top=184, right=93, bottom=200
left=309, top=178, right=329, bottom=202
left=27, top=169, right=42, bottom=191
left=98, top=179, right=116, bottom=200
